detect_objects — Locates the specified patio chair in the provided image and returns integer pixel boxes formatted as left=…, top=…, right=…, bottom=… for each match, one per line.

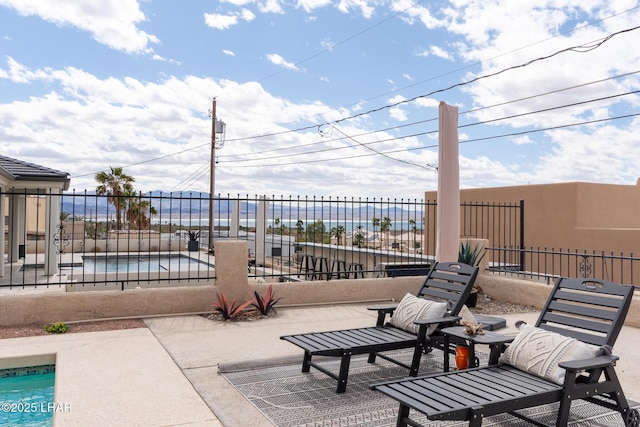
left=280, top=261, right=479, bottom=393
left=372, top=277, right=639, bottom=427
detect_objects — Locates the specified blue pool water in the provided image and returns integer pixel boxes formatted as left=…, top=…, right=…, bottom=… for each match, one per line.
left=71, top=254, right=213, bottom=273
left=0, top=366, right=55, bottom=427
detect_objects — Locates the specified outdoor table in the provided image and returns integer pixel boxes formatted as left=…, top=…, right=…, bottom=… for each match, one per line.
left=439, top=326, right=515, bottom=370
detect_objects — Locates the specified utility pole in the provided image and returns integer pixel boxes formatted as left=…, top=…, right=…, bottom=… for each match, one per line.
left=208, top=98, right=216, bottom=253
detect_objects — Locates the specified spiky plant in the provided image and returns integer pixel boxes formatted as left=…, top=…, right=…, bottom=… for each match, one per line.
left=212, top=293, right=252, bottom=320
left=251, top=285, right=282, bottom=315
left=458, top=241, right=486, bottom=267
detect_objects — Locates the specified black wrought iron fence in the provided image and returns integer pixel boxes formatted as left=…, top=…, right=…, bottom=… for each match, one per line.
left=2, top=190, right=524, bottom=290
left=488, top=246, right=640, bottom=287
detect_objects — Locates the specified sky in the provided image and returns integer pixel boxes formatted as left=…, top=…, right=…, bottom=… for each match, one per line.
left=0, top=0, right=639, bottom=200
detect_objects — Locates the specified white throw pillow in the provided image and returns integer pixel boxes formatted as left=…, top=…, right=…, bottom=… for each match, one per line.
left=499, top=324, right=601, bottom=385
left=390, top=293, right=448, bottom=335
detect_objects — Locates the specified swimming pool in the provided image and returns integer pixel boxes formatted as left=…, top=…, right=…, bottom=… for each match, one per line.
left=0, top=365, right=55, bottom=427
left=69, top=254, right=214, bottom=273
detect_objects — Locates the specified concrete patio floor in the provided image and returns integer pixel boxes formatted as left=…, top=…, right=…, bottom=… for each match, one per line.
left=1, top=303, right=639, bottom=426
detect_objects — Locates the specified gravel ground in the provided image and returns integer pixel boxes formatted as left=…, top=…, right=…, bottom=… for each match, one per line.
left=0, top=294, right=536, bottom=339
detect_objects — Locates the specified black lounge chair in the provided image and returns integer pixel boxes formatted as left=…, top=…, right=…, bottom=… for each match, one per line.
left=372, top=277, right=640, bottom=427
left=280, top=261, right=479, bottom=393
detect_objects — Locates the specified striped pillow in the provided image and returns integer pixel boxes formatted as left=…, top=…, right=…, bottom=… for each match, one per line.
left=499, top=324, right=600, bottom=384
left=390, top=293, right=448, bottom=335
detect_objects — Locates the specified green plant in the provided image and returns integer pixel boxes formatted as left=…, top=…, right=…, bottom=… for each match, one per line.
left=458, top=241, right=486, bottom=267
left=212, top=293, right=252, bottom=320
left=44, top=322, right=69, bottom=334
left=251, top=285, right=282, bottom=315
left=187, top=230, right=200, bottom=241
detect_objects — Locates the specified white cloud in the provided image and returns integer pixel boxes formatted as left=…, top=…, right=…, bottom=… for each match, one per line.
left=0, top=0, right=158, bottom=54
left=389, top=107, right=408, bottom=121
left=204, top=8, right=255, bottom=30
left=297, top=0, right=332, bottom=13
left=267, top=54, right=299, bottom=70
left=513, top=135, right=533, bottom=145
left=430, top=45, right=452, bottom=60
left=403, top=73, right=414, bottom=81
left=222, top=49, right=236, bottom=56
left=204, top=13, right=240, bottom=30
left=336, top=0, right=375, bottom=18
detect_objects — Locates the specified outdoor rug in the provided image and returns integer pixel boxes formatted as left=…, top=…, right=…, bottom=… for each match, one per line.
left=221, top=350, right=639, bottom=427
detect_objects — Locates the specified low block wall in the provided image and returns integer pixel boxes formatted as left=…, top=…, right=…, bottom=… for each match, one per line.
left=0, top=239, right=637, bottom=328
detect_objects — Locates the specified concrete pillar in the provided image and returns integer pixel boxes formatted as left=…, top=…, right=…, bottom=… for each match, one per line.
left=256, top=197, right=269, bottom=266
left=8, top=193, right=22, bottom=263
left=214, top=239, right=249, bottom=301
left=230, top=200, right=240, bottom=239
left=44, top=191, right=61, bottom=276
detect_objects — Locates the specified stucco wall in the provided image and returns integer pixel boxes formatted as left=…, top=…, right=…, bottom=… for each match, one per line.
left=0, top=240, right=637, bottom=328
left=426, top=181, right=640, bottom=254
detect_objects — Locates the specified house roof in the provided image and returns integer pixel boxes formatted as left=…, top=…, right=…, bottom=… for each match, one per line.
left=0, top=155, right=70, bottom=190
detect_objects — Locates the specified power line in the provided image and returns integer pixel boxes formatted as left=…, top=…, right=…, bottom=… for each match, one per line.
left=216, top=88, right=640, bottom=165
left=215, top=112, right=640, bottom=169
left=69, top=26, right=640, bottom=179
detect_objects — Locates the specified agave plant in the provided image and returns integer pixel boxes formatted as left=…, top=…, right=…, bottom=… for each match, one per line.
left=458, top=241, right=486, bottom=267
left=212, top=293, right=252, bottom=320
left=251, top=285, right=282, bottom=315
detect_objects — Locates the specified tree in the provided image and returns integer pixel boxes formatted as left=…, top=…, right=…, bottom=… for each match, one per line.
left=381, top=217, right=392, bottom=248
left=125, top=191, right=157, bottom=230
left=96, top=166, right=135, bottom=230
left=372, top=217, right=380, bottom=247
left=353, top=225, right=365, bottom=248
left=306, top=220, right=326, bottom=243
left=331, top=225, right=345, bottom=245
left=409, top=219, right=418, bottom=249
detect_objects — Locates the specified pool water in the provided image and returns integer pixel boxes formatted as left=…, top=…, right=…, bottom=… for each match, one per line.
left=0, top=366, right=55, bottom=427
left=71, top=254, right=213, bottom=273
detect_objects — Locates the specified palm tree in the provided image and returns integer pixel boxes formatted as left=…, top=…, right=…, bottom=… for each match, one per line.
left=381, top=217, right=392, bottom=248
left=96, top=166, right=135, bottom=230
left=409, top=219, right=417, bottom=249
left=125, top=191, right=157, bottom=230
left=372, top=217, right=380, bottom=247
left=331, top=225, right=345, bottom=245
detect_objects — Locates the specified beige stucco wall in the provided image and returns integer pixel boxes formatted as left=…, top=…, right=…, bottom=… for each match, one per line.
left=0, top=240, right=637, bottom=328
left=426, top=181, right=640, bottom=254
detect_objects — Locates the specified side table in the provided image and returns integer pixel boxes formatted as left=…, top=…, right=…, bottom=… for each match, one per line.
left=439, top=326, right=515, bottom=371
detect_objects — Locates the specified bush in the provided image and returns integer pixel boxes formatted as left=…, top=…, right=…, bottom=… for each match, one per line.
left=251, top=285, right=282, bottom=315
left=212, top=293, right=252, bottom=320
left=44, top=322, right=69, bottom=334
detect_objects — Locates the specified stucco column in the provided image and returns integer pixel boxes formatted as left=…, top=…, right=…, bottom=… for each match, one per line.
left=8, top=193, right=23, bottom=263
left=230, top=199, right=240, bottom=238
left=255, top=197, right=269, bottom=266
left=44, top=191, right=61, bottom=276
left=214, top=239, right=249, bottom=301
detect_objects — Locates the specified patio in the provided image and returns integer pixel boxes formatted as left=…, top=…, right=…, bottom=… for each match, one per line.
left=1, top=303, right=639, bottom=426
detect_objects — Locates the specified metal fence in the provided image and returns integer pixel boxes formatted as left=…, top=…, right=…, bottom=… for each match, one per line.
left=489, top=246, right=640, bottom=287
left=4, top=189, right=634, bottom=290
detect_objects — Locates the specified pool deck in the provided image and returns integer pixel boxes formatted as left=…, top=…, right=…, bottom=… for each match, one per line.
left=0, top=304, right=639, bottom=426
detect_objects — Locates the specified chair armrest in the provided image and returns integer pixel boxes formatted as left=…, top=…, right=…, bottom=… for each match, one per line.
left=367, top=303, right=398, bottom=312
left=558, top=355, right=619, bottom=371
left=368, top=303, right=398, bottom=326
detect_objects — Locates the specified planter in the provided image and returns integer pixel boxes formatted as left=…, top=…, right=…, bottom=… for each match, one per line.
left=187, top=240, right=199, bottom=252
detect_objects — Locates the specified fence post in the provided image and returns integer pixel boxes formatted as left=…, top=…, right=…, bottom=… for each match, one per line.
left=519, top=199, right=525, bottom=272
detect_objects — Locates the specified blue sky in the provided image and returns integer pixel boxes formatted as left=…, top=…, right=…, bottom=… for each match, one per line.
left=1, top=0, right=639, bottom=199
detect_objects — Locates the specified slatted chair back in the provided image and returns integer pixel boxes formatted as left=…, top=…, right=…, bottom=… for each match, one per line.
left=416, top=261, right=479, bottom=316
left=535, top=277, right=634, bottom=347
